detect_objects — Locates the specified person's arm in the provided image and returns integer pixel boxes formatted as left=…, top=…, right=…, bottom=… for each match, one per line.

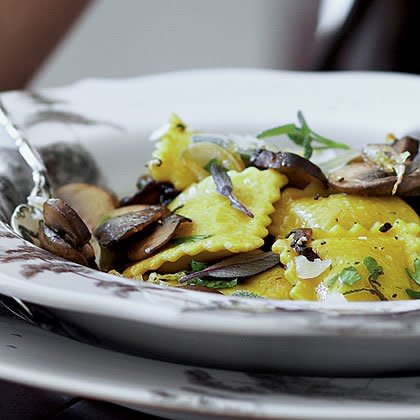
left=0, top=0, right=91, bottom=91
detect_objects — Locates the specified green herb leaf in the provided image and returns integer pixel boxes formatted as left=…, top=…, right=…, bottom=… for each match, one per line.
left=191, top=260, right=208, bottom=272
left=256, top=111, right=349, bottom=159
left=204, top=158, right=227, bottom=173
left=406, top=288, right=420, bottom=299
left=407, top=258, right=420, bottom=285
left=256, top=123, right=297, bottom=139
left=172, top=235, right=211, bottom=244
left=363, top=256, right=384, bottom=283
left=210, top=162, right=254, bottom=218
left=188, top=278, right=238, bottom=289
left=231, top=290, right=264, bottom=298
left=328, top=266, right=361, bottom=288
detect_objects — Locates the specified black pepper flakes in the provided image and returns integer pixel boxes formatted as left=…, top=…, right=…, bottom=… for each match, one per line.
left=379, top=222, right=392, bottom=233
left=394, top=236, right=399, bottom=240
left=313, top=193, right=320, bottom=200
left=320, top=241, right=326, bottom=245
left=392, top=293, right=397, bottom=298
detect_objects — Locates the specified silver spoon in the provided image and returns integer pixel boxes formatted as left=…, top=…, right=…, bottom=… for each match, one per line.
left=0, top=100, right=52, bottom=238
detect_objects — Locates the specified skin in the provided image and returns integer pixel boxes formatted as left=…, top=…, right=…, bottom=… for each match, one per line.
left=0, top=0, right=91, bottom=90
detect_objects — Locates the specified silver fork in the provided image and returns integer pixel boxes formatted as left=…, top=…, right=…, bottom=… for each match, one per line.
left=0, top=99, right=53, bottom=324
left=0, top=100, right=52, bottom=238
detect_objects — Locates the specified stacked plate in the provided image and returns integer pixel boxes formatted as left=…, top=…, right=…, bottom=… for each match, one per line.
left=1, top=70, right=420, bottom=419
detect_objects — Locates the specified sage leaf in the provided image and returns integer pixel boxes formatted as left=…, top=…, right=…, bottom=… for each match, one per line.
left=406, top=289, right=420, bottom=299
left=210, top=163, right=253, bottom=218
left=181, top=251, right=279, bottom=283
left=407, top=258, right=420, bottom=285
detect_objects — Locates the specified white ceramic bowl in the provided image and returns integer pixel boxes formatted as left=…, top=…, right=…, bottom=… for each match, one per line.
left=1, top=69, right=420, bottom=376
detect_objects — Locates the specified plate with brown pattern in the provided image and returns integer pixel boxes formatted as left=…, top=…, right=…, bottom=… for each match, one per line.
left=0, top=69, right=419, bottom=376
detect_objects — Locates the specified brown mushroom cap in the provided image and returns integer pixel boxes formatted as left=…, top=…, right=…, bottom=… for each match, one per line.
left=120, top=176, right=177, bottom=206
left=95, top=205, right=169, bottom=248
left=56, top=183, right=118, bottom=231
left=392, top=136, right=419, bottom=159
left=249, top=150, right=327, bottom=188
left=43, top=198, right=91, bottom=248
left=128, top=214, right=192, bottom=261
left=39, top=221, right=89, bottom=266
left=328, top=162, right=420, bottom=196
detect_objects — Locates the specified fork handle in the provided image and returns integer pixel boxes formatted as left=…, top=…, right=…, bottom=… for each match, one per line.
left=0, top=99, right=51, bottom=200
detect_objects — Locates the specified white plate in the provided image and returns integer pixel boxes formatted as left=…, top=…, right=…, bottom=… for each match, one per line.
left=0, top=69, right=420, bottom=376
left=1, top=315, right=420, bottom=420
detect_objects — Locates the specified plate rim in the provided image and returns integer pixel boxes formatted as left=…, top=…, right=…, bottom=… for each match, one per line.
left=0, top=68, right=420, bottom=338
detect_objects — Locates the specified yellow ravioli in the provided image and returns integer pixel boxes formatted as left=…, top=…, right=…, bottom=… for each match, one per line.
left=148, top=114, right=197, bottom=190
left=124, top=168, right=287, bottom=277
left=273, top=236, right=419, bottom=301
left=221, top=266, right=291, bottom=300
left=269, top=185, right=419, bottom=239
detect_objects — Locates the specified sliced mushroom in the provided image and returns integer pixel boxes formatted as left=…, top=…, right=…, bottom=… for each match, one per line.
left=43, top=198, right=91, bottom=248
left=128, top=214, right=192, bottom=261
left=286, top=228, right=320, bottom=261
left=120, top=175, right=177, bottom=206
left=80, top=242, right=96, bottom=267
left=39, top=221, right=89, bottom=266
left=56, top=183, right=118, bottom=231
left=95, top=205, right=169, bottom=248
left=392, top=136, right=419, bottom=160
left=328, top=162, right=420, bottom=196
left=102, top=205, right=150, bottom=221
left=249, top=150, right=327, bottom=188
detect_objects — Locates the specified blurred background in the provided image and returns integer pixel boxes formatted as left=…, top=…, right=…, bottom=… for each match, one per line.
left=2, top=0, right=415, bottom=90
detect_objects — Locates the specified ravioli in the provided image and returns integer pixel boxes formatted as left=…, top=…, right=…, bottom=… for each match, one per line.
left=148, top=114, right=197, bottom=190
left=269, top=184, right=419, bottom=239
left=221, top=266, right=291, bottom=300
left=273, top=235, right=420, bottom=301
left=124, top=167, right=287, bottom=277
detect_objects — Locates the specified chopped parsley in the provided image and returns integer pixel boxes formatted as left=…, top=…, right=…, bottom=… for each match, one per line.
left=328, top=266, right=361, bottom=288
left=191, top=260, right=208, bottom=272
left=231, top=290, right=264, bottom=299
left=407, top=258, right=420, bottom=285
left=187, top=278, right=237, bottom=289
left=363, top=256, right=384, bottom=284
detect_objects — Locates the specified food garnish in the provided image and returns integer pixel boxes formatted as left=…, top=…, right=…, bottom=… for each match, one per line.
left=256, top=111, right=350, bottom=159
left=328, top=267, right=361, bottom=287
left=56, top=183, right=118, bottom=230
left=249, top=150, right=327, bottom=188
left=180, top=251, right=279, bottom=283
left=128, top=214, right=191, bottom=261
left=95, top=206, right=169, bottom=247
left=210, top=162, right=254, bottom=218
left=363, top=256, right=384, bottom=285
left=120, top=175, right=177, bottom=206
left=406, top=258, right=420, bottom=285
